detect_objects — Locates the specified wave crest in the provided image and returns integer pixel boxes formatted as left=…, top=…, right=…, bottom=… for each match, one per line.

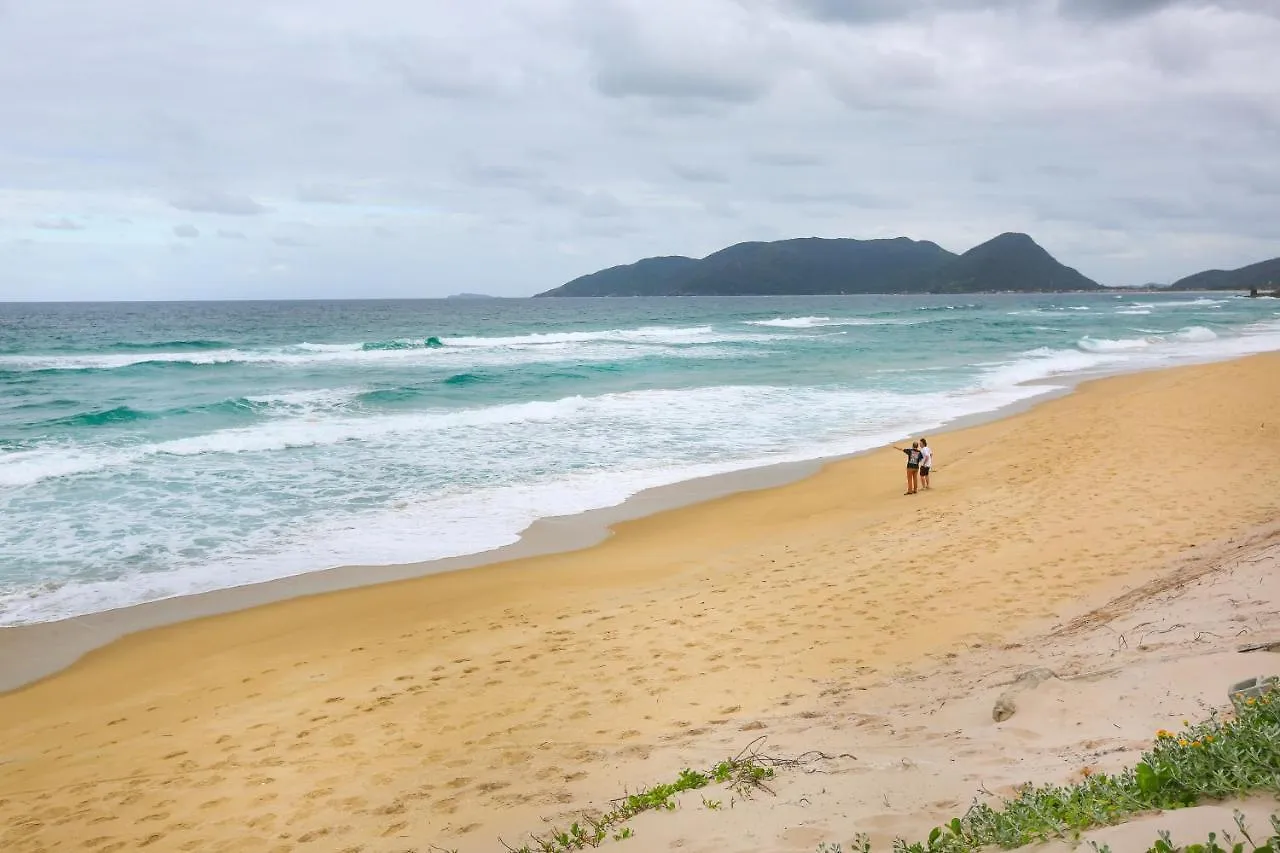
left=744, top=316, right=915, bottom=328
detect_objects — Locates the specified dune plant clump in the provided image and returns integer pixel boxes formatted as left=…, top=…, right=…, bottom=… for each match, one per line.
left=821, top=682, right=1280, bottom=853
left=496, top=751, right=777, bottom=853
left=1095, top=811, right=1280, bottom=853
left=822, top=813, right=1280, bottom=853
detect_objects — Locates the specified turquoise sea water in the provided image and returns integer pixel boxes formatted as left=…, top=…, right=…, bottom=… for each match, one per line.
left=2, top=293, right=1279, bottom=625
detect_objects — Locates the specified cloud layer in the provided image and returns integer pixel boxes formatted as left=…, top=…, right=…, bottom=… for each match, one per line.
left=1, top=0, right=1277, bottom=298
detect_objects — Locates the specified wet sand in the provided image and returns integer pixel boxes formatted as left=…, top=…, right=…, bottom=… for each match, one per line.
left=1, top=352, right=1278, bottom=852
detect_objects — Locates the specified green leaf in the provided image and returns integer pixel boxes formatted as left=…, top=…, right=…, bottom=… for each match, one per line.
left=1136, top=763, right=1160, bottom=795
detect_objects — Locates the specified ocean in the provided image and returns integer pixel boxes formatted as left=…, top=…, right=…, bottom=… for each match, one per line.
left=2, top=293, right=1279, bottom=626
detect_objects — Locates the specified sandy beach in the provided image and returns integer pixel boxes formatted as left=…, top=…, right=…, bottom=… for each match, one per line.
left=2, top=352, right=1279, bottom=853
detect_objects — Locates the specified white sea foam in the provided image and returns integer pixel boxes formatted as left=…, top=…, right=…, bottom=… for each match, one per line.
left=1076, top=326, right=1219, bottom=353
left=1006, top=307, right=1094, bottom=317
left=0, top=325, right=780, bottom=373
left=978, top=348, right=1116, bottom=387
left=744, top=316, right=915, bottom=328
left=1, top=396, right=632, bottom=486
left=6, top=307, right=1280, bottom=625
left=1130, top=298, right=1226, bottom=309
left=448, top=326, right=770, bottom=346
left=1172, top=325, right=1218, bottom=342
left=1078, top=336, right=1152, bottom=353
left=0, top=380, right=1055, bottom=624
left=979, top=320, right=1280, bottom=389
left=244, top=387, right=364, bottom=412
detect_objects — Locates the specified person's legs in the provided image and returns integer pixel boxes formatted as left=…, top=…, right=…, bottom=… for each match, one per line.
left=905, top=468, right=912, bottom=494
left=921, top=467, right=930, bottom=489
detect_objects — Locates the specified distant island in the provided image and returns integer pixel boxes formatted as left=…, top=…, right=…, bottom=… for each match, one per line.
left=446, top=292, right=501, bottom=300
left=534, top=232, right=1280, bottom=297
left=1168, top=256, right=1280, bottom=292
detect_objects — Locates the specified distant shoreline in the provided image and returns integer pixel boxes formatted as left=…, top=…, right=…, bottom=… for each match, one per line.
left=0, top=288, right=1248, bottom=305
left=533, top=287, right=1242, bottom=297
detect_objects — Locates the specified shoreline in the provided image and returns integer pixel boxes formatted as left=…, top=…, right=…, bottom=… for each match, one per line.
left=0, top=339, right=1269, bottom=693
left=2, top=351, right=1278, bottom=852
left=0, top=379, right=1073, bottom=692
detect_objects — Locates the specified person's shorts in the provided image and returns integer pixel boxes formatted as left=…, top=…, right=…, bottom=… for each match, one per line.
left=907, top=465, right=919, bottom=470
left=920, top=466, right=931, bottom=476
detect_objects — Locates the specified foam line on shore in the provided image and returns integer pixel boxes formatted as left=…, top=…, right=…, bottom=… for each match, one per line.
left=0, top=379, right=1076, bottom=692
left=1, top=346, right=1275, bottom=692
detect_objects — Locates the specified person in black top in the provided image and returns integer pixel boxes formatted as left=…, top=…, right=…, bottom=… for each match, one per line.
left=892, top=441, right=923, bottom=495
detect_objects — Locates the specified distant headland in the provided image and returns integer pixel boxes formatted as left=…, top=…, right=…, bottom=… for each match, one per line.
left=534, top=232, right=1279, bottom=297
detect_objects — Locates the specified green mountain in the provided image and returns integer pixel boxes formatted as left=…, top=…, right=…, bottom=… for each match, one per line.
left=1169, top=256, right=1280, bottom=291
left=920, top=232, right=1101, bottom=293
left=535, top=233, right=1102, bottom=296
left=543, top=256, right=701, bottom=298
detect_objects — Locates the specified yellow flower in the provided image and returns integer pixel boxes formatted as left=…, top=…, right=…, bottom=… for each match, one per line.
left=1246, top=698, right=1256, bottom=706
left=1178, top=739, right=1189, bottom=747
left=1156, top=729, right=1172, bottom=739
left=1182, top=720, right=1189, bottom=726
left=1205, top=735, right=1215, bottom=743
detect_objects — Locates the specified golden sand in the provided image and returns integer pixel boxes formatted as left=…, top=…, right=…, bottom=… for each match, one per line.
left=2, top=353, right=1279, bottom=852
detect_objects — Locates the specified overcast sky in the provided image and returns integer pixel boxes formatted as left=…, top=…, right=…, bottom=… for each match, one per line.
left=1, top=0, right=1277, bottom=300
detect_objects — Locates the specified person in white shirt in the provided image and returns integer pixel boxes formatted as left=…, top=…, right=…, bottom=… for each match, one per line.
left=918, top=438, right=933, bottom=490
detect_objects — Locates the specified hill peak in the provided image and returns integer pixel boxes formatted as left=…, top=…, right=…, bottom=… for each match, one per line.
left=982, top=232, right=1038, bottom=248
left=535, top=233, right=1102, bottom=297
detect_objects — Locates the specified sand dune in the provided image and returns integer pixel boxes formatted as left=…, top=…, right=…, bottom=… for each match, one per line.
left=615, top=525, right=1280, bottom=853
left=1, top=353, right=1278, bottom=852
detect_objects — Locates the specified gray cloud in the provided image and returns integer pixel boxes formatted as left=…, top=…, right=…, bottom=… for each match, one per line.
left=374, top=36, right=519, bottom=99
left=788, top=0, right=959, bottom=23
left=1058, top=0, right=1280, bottom=21
left=770, top=189, right=894, bottom=209
left=173, top=224, right=200, bottom=238
left=34, top=216, right=85, bottom=231
left=1056, top=0, right=1183, bottom=20
left=579, top=191, right=626, bottom=219
left=296, top=184, right=352, bottom=204
left=463, top=165, right=542, bottom=188
left=751, top=152, right=824, bottom=167
left=671, top=165, right=729, bottom=183
left=593, top=62, right=768, bottom=103
left=789, top=0, right=1277, bottom=24
left=1, top=0, right=1279, bottom=298
left=171, top=192, right=270, bottom=216
left=579, top=0, right=780, bottom=103
left=272, top=236, right=310, bottom=248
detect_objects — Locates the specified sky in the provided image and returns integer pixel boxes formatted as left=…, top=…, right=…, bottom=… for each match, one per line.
left=1, top=0, right=1278, bottom=300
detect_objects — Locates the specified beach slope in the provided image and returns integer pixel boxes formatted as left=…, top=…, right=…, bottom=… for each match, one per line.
left=1, top=353, right=1278, bottom=852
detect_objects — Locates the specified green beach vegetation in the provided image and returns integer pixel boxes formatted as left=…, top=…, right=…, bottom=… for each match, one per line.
left=820, top=683, right=1279, bottom=853
left=481, top=681, right=1278, bottom=853
left=493, top=745, right=780, bottom=853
